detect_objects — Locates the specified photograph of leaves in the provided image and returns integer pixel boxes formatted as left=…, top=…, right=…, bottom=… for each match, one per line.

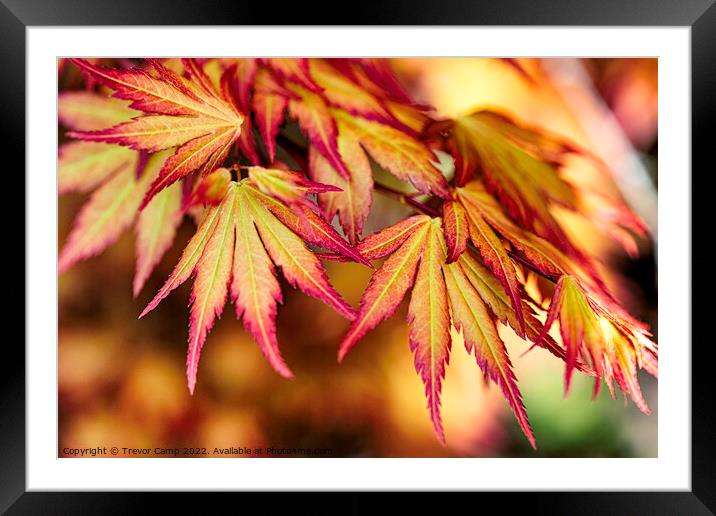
left=58, top=57, right=658, bottom=456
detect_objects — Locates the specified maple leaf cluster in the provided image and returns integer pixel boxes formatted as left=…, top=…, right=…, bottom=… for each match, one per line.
left=58, top=57, right=657, bottom=447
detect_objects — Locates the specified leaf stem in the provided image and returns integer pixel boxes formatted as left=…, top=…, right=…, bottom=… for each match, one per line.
left=506, top=249, right=558, bottom=284
left=373, top=182, right=442, bottom=218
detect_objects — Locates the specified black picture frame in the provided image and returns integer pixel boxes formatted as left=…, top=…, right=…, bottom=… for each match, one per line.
left=4, top=0, right=711, bottom=512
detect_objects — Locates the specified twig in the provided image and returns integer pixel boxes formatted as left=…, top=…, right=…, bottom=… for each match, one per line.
left=373, top=182, right=441, bottom=218
left=506, top=249, right=558, bottom=284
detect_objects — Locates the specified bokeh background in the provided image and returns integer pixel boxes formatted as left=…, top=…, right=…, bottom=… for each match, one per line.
left=58, top=58, right=658, bottom=458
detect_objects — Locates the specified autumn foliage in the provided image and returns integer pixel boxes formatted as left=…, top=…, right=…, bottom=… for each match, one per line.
left=58, top=58, right=657, bottom=447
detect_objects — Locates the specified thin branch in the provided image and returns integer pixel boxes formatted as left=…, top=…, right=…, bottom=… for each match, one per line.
left=506, top=249, right=558, bottom=284
left=373, top=182, right=441, bottom=218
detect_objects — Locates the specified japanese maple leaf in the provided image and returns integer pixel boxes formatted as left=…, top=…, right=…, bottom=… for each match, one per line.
left=445, top=193, right=527, bottom=338
left=301, top=101, right=449, bottom=245
left=443, top=255, right=535, bottom=449
left=140, top=179, right=361, bottom=394
left=325, top=58, right=430, bottom=121
left=247, top=165, right=341, bottom=212
left=308, top=121, right=374, bottom=246
left=59, top=90, right=140, bottom=133
left=303, top=92, right=441, bottom=243
left=576, top=188, right=650, bottom=258
left=132, top=153, right=184, bottom=295
left=330, top=107, right=450, bottom=199
left=67, top=58, right=244, bottom=207
left=308, top=59, right=413, bottom=134
left=449, top=110, right=650, bottom=259
left=58, top=90, right=184, bottom=296
left=244, top=167, right=371, bottom=267
left=455, top=250, right=584, bottom=370
left=59, top=148, right=184, bottom=296
left=275, top=60, right=449, bottom=195
left=262, top=58, right=322, bottom=92
left=454, top=180, right=617, bottom=307
left=338, top=215, right=545, bottom=447
left=432, top=111, right=593, bottom=262
left=286, top=81, right=351, bottom=179
left=539, top=275, right=657, bottom=410
left=445, top=111, right=648, bottom=275
left=58, top=90, right=140, bottom=195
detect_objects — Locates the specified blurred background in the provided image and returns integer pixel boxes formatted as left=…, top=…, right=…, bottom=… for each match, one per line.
left=58, top=58, right=658, bottom=458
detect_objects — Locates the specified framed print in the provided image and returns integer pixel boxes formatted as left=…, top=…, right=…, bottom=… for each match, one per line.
left=5, top=0, right=712, bottom=512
